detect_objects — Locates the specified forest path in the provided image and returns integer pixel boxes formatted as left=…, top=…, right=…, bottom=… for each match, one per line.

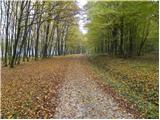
left=54, top=55, right=134, bottom=119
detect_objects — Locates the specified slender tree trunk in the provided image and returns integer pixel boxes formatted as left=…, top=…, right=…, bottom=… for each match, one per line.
left=120, top=16, right=124, bottom=56
left=137, top=22, right=150, bottom=56
left=4, top=1, right=10, bottom=66
left=10, top=1, right=24, bottom=67
left=35, top=3, right=43, bottom=60
left=43, top=22, right=50, bottom=58
left=16, top=1, right=31, bottom=64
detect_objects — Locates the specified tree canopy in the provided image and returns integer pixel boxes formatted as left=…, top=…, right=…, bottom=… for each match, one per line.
left=0, top=1, right=82, bottom=67
left=85, top=1, right=158, bottom=57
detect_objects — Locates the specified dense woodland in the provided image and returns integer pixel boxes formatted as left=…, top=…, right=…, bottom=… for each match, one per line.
left=0, top=1, right=84, bottom=67
left=84, top=2, right=159, bottom=118
left=0, top=1, right=158, bottom=67
left=85, top=1, right=158, bottom=57
left=1, top=1, right=159, bottom=119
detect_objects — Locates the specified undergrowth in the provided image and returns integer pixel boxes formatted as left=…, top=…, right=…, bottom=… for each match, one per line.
left=89, top=54, right=159, bottom=119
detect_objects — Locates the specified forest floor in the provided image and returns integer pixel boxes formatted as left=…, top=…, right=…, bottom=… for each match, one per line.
left=1, top=54, right=158, bottom=119
left=89, top=54, right=159, bottom=119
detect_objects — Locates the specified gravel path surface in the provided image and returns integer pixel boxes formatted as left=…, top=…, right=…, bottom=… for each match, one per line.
left=54, top=57, right=134, bottom=119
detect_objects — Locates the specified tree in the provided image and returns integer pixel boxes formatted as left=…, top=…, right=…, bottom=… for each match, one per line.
left=86, top=1, right=158, bottom=57
left=1, top=1, right=80, bottom=67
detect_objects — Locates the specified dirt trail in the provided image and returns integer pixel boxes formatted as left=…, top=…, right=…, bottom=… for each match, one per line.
left=2, top=55, right=135, bottom=118
left=54, top=56, right=134, bottom=119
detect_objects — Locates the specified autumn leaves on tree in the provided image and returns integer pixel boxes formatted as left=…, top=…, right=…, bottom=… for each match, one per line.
left=1, top=1, right=83, bottom=67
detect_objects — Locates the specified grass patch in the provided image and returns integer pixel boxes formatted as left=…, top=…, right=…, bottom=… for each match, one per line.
left=89, top=54, right=159, bottom=119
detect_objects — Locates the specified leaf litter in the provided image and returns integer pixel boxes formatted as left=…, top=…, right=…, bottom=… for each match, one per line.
left=2, top=55, right=137, bottom=119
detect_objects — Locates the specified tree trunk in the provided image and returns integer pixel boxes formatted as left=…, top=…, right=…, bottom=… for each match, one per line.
left=120, top=16, right=124, bottom=56
left=10, top=1, right=24, bottom=67
left=4, top=1, right=10, bottom=66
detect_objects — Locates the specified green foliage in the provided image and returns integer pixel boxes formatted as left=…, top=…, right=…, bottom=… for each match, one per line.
left=89, top=55, right=159, bottom=118
left=86, top=1, right=158, bottom=56
left=66, top=25, right=86, bottom=54
left=1, top=1, right=81, bottom=67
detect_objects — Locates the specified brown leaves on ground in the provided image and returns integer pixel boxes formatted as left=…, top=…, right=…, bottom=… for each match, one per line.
left=54, top=56, right=134, bottom=119
left=89, top=54, right=159, bottom=118
left=81, top=57, right=140, bottom=118
left=2, top=55, right=157, bottom=119
left=1, top=57, right=69, bottom=119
